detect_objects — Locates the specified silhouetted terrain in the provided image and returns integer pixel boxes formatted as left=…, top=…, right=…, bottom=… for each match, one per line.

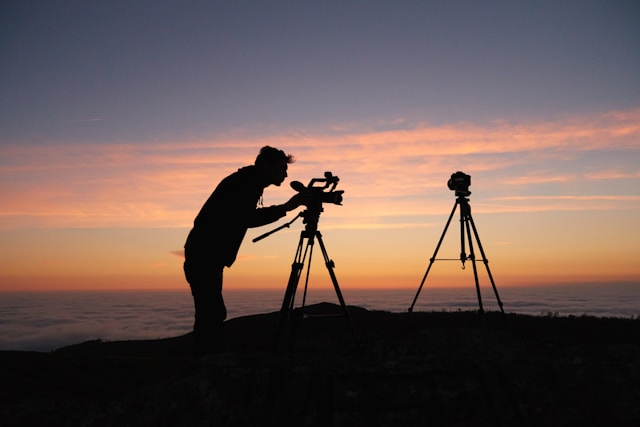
left=1, top=304, right=639, bottom=426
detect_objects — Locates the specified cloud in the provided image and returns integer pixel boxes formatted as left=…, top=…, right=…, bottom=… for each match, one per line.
left=170, top=250, right=185, bottom=258
left=482, top=195, right=640, bottom=214
left=2, top=285, right=638, bottom=351
left=506, top=172, right=575, bottom=185
left=585, top=170, right=640, bottom=180
left=494, top=195, right=640, bottom=201
left=1, top=108, right=639, bottom=229
left=66, top=118, right=103, bottom=123
left=236, top=254, right=280, bottom=261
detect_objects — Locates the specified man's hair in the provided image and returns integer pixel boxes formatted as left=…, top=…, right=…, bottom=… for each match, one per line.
left=254, top=146, right=295, bottom=167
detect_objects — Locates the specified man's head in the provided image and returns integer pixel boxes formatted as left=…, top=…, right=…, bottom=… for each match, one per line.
left=255, top=146, right=295, bottom=187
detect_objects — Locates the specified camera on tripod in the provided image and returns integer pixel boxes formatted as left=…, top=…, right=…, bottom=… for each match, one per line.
left=447, top=171, right=471, bottom=197
left=291, top=171, right=344, bottom=206
left=252, top=172, right=343, bottom=243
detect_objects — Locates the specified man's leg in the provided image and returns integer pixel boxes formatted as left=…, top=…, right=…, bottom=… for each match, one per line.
left=184, top=261, right=227, bottom=357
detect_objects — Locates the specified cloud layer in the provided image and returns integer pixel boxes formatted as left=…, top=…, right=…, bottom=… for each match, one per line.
left=1, top=285, right=637, bottom=352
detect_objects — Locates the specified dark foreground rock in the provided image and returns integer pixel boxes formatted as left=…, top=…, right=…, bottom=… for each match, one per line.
left=1, top=304, right=639, bottom=426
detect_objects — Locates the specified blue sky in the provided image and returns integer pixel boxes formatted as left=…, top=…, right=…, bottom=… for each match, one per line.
left=3, top=1, right=638, bottom=142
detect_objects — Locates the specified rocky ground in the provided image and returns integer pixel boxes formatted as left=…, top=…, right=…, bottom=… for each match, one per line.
left=1, top=304, right=639, bottom=426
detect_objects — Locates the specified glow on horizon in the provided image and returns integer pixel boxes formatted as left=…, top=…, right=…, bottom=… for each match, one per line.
left=1, top=109, right=639, bottom=291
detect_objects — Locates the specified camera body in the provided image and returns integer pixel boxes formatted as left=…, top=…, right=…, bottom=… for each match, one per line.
left=447, top=171, right=471, bottom=197
left=291, top=171, right=344, bottom=207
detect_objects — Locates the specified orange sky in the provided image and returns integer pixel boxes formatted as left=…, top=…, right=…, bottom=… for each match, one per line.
left=1, top=109, right=639, bottom=292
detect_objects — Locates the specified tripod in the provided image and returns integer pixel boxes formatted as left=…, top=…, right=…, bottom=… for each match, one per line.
left=254, top=206, right=358, bottom=350
left=408, top=192, right=505, bottom=315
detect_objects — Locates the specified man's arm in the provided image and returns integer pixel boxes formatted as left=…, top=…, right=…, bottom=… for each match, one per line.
left=246, top=193, right=310, bottom=228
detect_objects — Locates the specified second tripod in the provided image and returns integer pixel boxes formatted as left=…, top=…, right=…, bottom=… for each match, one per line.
left=408, top=189, right=505, bottom=316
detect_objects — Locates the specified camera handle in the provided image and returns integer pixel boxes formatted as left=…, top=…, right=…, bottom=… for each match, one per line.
left=252, top=201, right=325, bottom=243
left=252, top=212, right=302, bottom=243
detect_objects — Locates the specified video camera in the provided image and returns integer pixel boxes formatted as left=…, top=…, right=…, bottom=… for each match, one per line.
left=291, top=172, right=344, bottom=206
left=252, top=172, right=343, bottom=242
left=447, top=171, right=471, bottom=197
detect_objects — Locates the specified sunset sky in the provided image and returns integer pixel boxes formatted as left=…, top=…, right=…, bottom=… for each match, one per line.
left=1, top=0, right=639, bottom=293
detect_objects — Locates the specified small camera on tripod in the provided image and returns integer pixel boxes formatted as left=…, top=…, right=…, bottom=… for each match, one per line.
left=291, top=171, right=344, bottom=206
left=447, top=171, right=471, bottom=197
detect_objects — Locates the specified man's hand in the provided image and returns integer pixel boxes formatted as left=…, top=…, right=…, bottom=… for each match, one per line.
left=283, top=192, right=313, bottom=211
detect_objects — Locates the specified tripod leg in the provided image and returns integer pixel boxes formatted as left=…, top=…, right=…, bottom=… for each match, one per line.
left=409, top=200, right=458, bottom=313
left=315, top=231, right=358, bottom=342
left=468, top=215, right=505, bottom=314
left=464, top=215, right=485, bottom=314
left=280, top=237, right=305, bottom=313
left=288, top=234, right=316, bottom=351
left=460, top=202, right=468, bottom=267
left=300, top=234, right=315, bottom=312
left=274, top=235, right=308, bottom=347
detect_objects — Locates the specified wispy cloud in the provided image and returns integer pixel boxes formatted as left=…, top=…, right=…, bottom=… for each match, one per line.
left=585, top=170, right=640, bottom=180
left=1, top=108, right=639, bottom=229
left=494, top=195, right=640, bottom=201
left=506, top=173, right=576, bottom=185
left=66, top=118, right=103, bottom=123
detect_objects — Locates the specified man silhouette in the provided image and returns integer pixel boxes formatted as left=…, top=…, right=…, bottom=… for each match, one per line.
left=184, top=146, right=310, bottom=357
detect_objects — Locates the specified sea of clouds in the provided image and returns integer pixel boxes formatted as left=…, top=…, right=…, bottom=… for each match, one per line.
left=1, top=284, right=638, bottom=352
